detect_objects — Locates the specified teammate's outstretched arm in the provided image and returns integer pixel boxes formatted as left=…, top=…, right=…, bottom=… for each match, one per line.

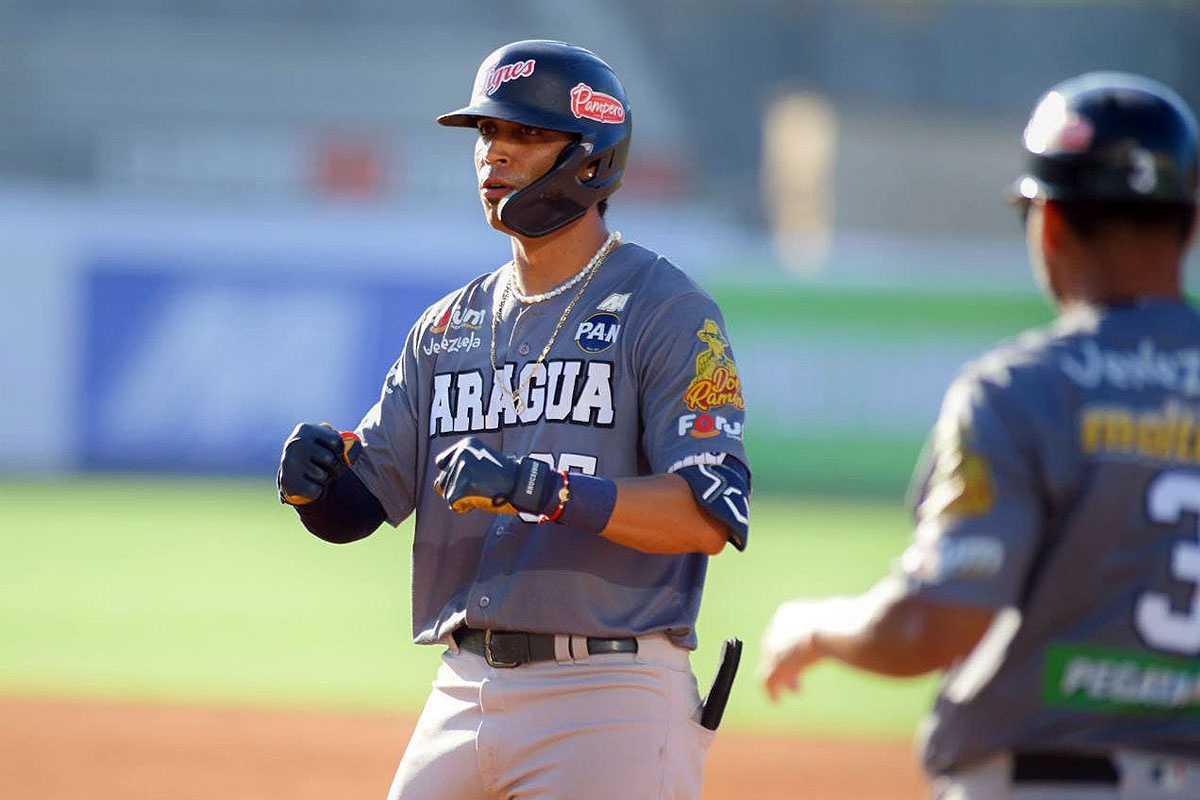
left=757, top=577, right=995, bottom=702
left=434, top=436, right=745, bottom=556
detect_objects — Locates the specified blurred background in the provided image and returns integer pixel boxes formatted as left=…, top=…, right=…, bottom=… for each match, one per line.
left=3, top=2, right=1200, bottom=797
left=5, top=0, right=1199, bottom=493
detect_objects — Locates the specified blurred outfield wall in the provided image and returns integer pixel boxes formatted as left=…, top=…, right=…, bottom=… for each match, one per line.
left=0, top=195, right=1055, bottom=494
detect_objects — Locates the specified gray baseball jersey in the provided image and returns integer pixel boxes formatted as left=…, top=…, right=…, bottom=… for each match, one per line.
left=350, top=241, right=748, bottom=649
left=898, top=299, right=1200, bottom=775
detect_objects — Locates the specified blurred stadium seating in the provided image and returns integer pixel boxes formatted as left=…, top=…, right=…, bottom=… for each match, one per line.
left=2, top=0, right=1198, bottom=481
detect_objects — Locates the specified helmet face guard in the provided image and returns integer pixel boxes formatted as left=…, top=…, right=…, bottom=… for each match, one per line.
left=1013, top=72, right=1199, bottom=207
left=437, top=40, right=633, bottom=238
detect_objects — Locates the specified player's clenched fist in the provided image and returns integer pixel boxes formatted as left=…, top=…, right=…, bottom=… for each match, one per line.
left=434, top=436, right=565, bottom=518
left=277, top=422, right=362, bottom=506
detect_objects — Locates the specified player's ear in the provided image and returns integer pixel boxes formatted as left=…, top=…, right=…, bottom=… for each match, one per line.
left=1040, top=200, right=1072, bottom=256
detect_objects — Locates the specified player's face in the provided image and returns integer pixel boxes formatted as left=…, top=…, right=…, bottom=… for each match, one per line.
left=475, top=118, right=576, bottom=234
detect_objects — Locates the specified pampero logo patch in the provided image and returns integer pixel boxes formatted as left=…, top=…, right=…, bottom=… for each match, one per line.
left=570, top=83, right=626, bottom=124
left=485, top=59, right=536, bottom=95
left=576, top=312, right=621, bottom=353
left=1024, top=103, right=1094, bottom=156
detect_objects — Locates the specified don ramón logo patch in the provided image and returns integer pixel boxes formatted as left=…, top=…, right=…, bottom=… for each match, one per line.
left=684, top=319, right=745, bottom=412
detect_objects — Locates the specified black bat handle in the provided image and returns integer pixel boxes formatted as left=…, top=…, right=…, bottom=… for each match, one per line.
left=699, top=637, right=743, bottom=731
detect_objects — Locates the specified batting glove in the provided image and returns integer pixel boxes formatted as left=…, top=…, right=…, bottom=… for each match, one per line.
left=433, top=436, right=563, bottom=517
left=278, top=422, right=362, bottom=506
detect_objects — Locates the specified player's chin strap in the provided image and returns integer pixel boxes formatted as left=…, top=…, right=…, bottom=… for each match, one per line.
left=672, top=457, right=751, bottom=551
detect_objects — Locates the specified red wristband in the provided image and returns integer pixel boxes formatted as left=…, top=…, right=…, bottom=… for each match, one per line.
left=539, top=470, right=570, bottom=524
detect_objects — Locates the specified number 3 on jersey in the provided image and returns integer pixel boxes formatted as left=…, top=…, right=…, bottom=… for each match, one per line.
left=1135, top=471, right=1200, bottom=655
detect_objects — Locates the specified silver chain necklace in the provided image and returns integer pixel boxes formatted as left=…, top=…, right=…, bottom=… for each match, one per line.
left=509, top=231, right=621, bottom=305
left=491, top=232, right=621, bottom=415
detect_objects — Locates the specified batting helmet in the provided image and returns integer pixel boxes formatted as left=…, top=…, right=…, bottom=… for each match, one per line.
left=1013, top=72, right=1199, bottom=206
left=438, top=40, right=633, bottom=238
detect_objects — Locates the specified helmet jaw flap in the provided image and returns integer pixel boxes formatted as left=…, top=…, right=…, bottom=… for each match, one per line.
left=499, top=133, right=629, bottom=238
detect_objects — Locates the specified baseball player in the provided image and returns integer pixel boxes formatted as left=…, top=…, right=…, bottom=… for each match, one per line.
left=277, top=40, right=750, bottom=800
left=759, top=72, right=1200, bottom=799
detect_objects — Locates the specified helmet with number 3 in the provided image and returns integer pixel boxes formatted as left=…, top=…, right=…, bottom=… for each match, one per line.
left=1013, top=72, right=1199, bottom=206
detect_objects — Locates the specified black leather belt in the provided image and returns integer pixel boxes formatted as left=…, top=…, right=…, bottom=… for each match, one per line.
left=1011, top=751, right=1119, bottom=785
left=453, top=627, right=638, bottom=668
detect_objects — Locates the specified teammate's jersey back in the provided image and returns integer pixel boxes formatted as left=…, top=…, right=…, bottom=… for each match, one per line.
left=902, top=300, right=1200, bottom=774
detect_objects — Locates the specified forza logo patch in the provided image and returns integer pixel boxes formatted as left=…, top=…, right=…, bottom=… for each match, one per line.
left=576, top=312, right=621, bottom=353
left=677, top=413, right=743, bottom=440
left=570, top=83, right=626, bottom=124
left=684, top=319, right=744, bottom=412
left=485, top=59, right=536, bottom=95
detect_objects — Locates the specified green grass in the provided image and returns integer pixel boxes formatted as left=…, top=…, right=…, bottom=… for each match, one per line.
left=744, top=432, right=925, bottom=496
left=0, top=478, right=936, bottom=737
left=712, top=284, right=1054, bottom=338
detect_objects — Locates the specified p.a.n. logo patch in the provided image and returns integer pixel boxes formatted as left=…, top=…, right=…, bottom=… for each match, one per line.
left=576, top=312, right=621, bottom=353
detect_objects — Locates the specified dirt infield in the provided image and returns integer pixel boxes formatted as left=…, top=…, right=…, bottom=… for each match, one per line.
left=1, top=696, right=927, bottom=799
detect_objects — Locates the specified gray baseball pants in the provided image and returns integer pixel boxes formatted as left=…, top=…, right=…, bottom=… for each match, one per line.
left=387, top=632, right=715, bottom=800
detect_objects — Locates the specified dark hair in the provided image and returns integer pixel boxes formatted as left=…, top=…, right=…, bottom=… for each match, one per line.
left=598, top=199, right=608, bottom=218
left=1055, top=200, right=1196, bottom=243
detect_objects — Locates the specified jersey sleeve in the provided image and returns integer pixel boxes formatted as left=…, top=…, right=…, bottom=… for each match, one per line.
left=896, top=369, right=1044, bottom=610
left=634, top=291, right=750, bottom=477
left=350, top=315, right=425, bottom=526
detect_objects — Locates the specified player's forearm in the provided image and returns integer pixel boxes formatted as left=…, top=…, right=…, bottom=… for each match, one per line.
left=295, top=468, right=388, bottom=544
left=811, top=580, right=993, bottom=677
left=808, top=590, right=936, bottom=678
left=598, top=473, right=727, bottom=555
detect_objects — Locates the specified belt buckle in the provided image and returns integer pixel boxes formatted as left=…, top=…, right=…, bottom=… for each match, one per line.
left=484, top=630, right=520, bottom=668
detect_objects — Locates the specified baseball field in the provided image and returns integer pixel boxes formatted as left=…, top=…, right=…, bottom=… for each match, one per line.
left=1, top=478, right=935, bottom=799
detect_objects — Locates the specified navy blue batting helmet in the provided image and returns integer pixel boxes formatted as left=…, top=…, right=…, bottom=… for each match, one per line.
left=438, top=40, right=633, bottom=238
left=1014, top=72, right=1199, bottom=206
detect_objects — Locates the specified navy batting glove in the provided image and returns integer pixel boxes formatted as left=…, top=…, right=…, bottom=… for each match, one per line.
left=433, top=436, right=559, bottom=516
left=278, top=422, right=361, bottom=506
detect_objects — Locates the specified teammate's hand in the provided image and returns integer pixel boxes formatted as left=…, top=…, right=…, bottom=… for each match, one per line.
left=433, top=436, right=560, bottom=516
left=278, top=422, right=361, bottom=506
left=757, top=598, right=829, bottom=703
